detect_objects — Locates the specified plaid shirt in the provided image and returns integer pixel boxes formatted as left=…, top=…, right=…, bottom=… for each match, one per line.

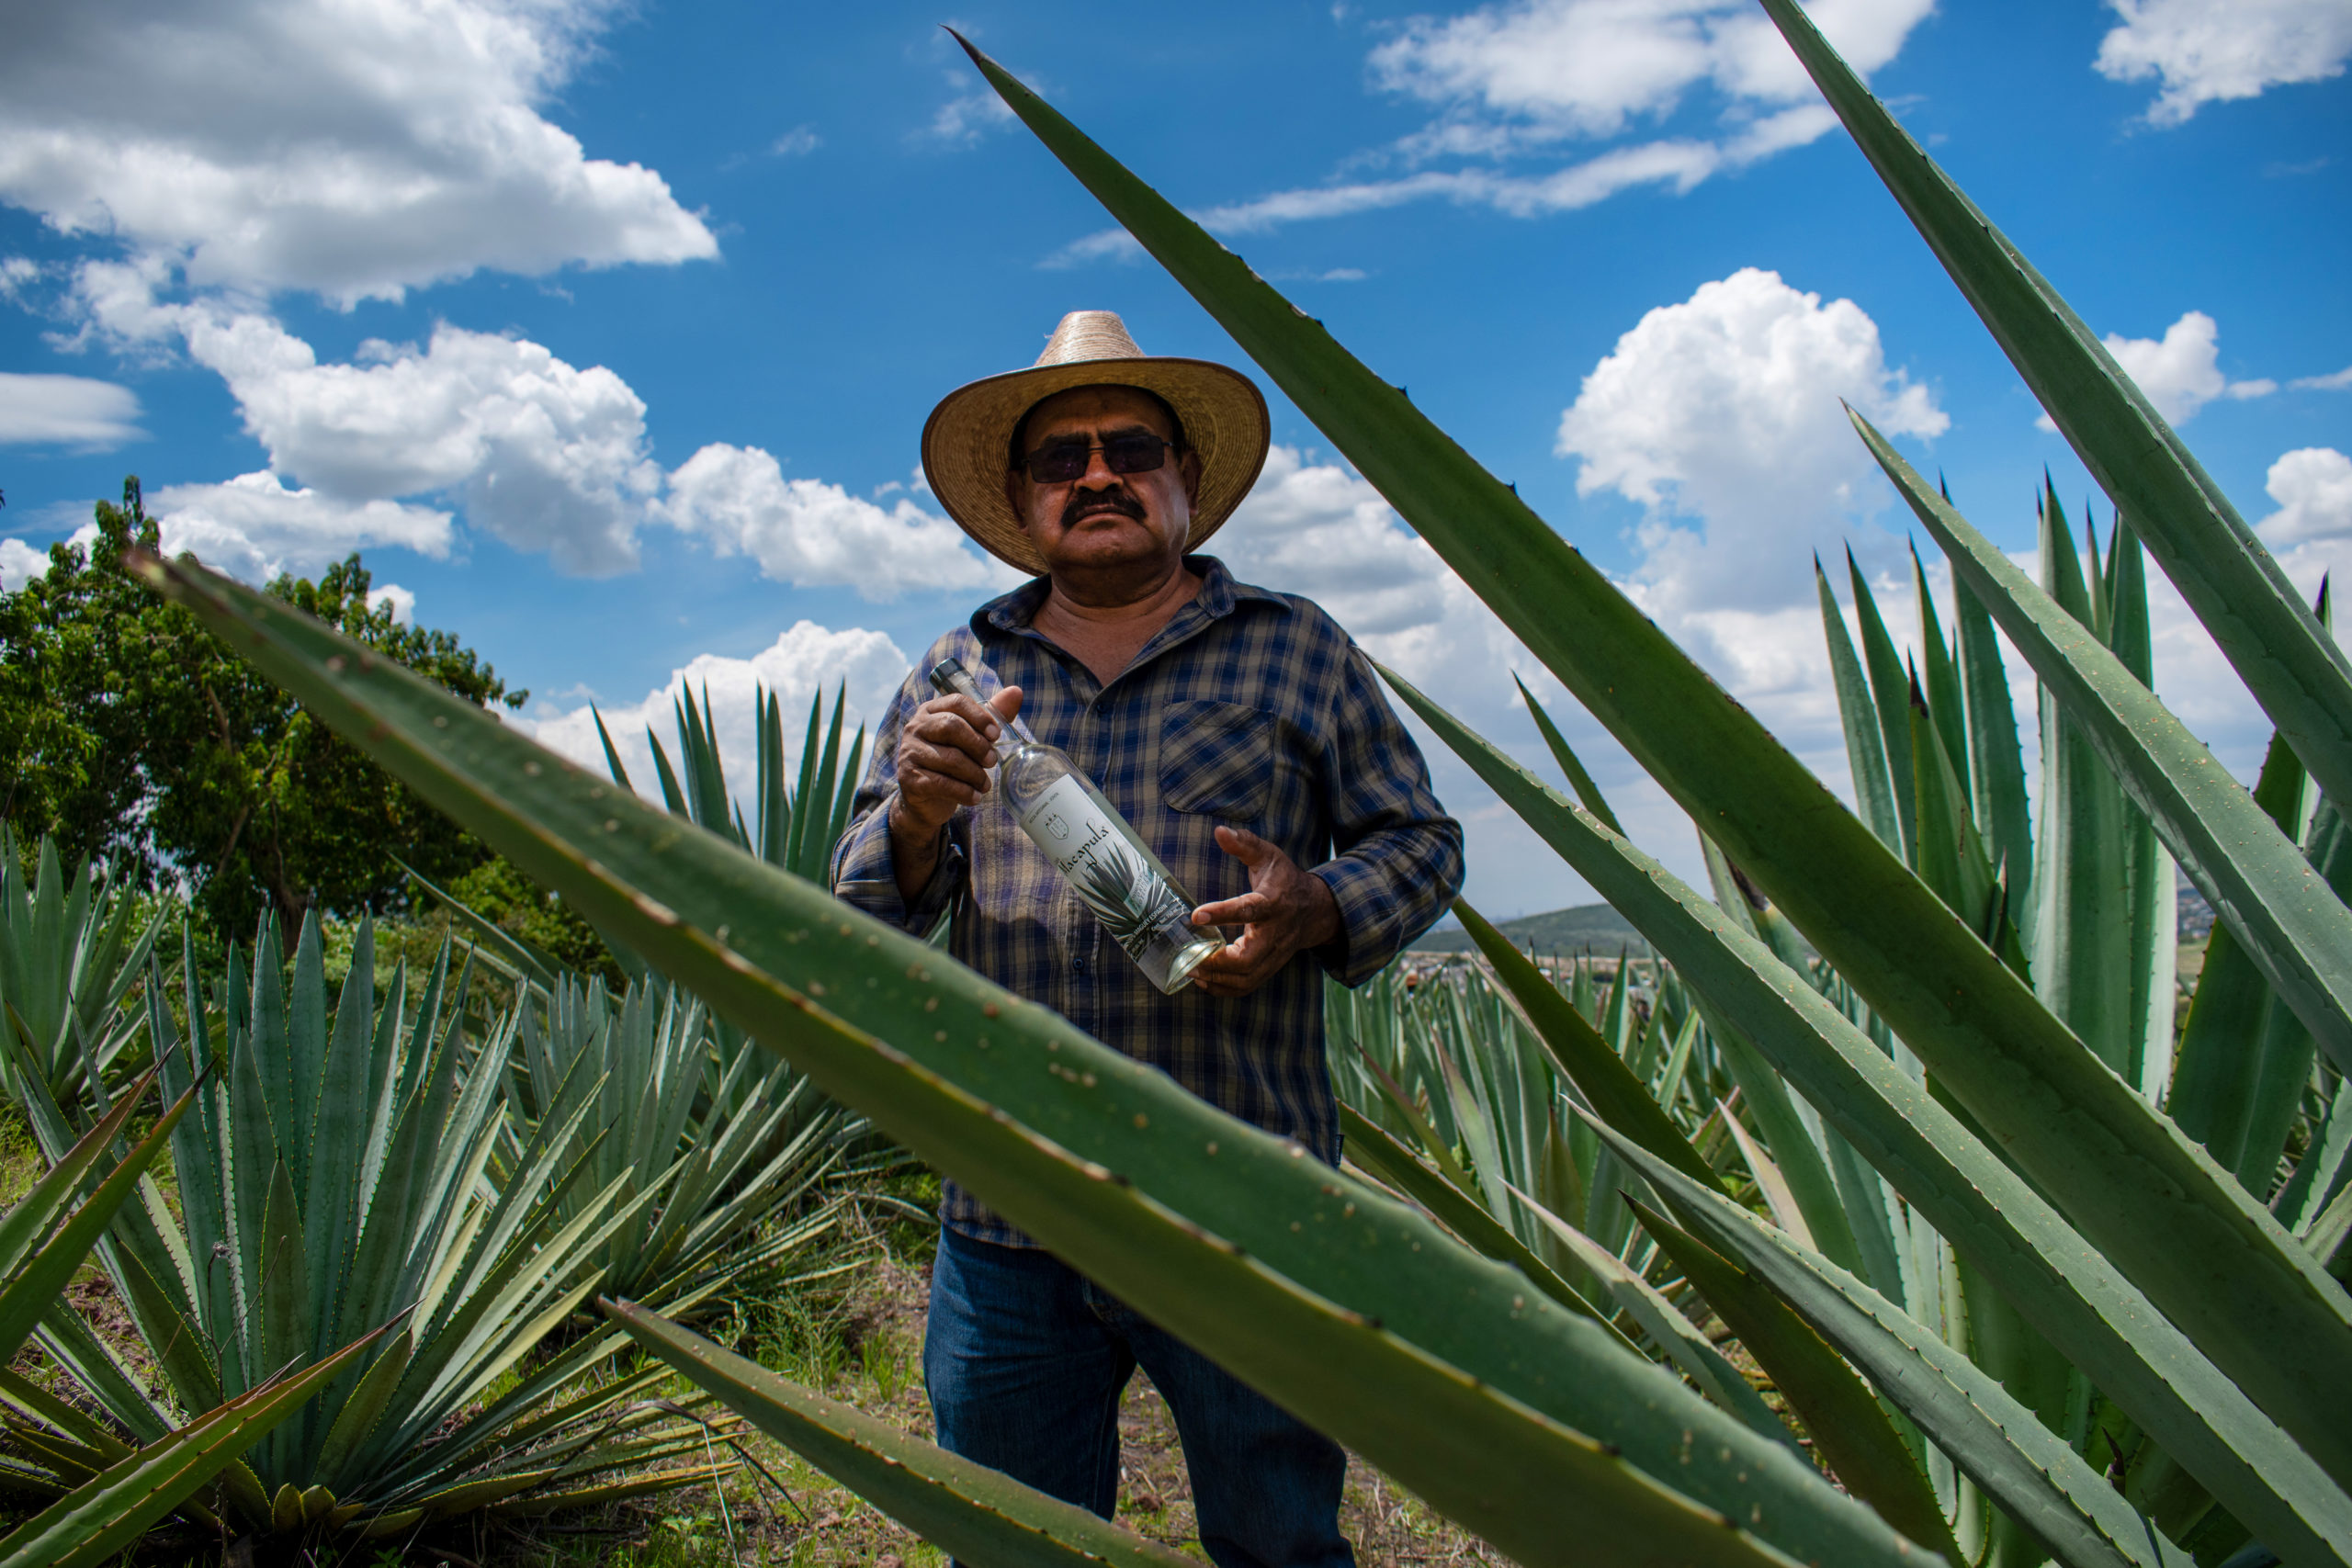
left=831, top=556, right=1463, bottom=1247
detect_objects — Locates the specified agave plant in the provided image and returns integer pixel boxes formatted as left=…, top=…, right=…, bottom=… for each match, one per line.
left=1, top=918, right=724, bottom=1540
left=122, top=4, right=2352, bottom=1565
left=0, top=827, right=165, bottom=1105
left=0, top=1062, right=395, bottom=1564
left=600, top=680, right=865, bottom=887
left=499, top=970, right=853, bottom=1311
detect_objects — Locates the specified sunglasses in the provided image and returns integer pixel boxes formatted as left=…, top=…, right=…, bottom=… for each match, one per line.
left=1020, top=431, right=1177, bottom=485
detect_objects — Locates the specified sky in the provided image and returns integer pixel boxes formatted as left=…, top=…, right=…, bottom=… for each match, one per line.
left=3, top=0, right=2349, bottom=919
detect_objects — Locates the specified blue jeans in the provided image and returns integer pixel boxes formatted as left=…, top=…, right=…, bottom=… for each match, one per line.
left=924, top=1225, right=1356, bottom=1568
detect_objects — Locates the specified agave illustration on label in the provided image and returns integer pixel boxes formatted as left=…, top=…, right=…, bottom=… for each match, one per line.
left=1069, top=835, right=1198, bottom=961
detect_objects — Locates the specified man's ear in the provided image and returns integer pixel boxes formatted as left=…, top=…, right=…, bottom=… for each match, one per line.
left=1178, top=447, right=1204, bottom=510
left=1003, top=469, right=1032, bottom=532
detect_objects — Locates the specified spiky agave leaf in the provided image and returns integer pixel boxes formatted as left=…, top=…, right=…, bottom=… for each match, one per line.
left=1, top=915, right=716, bottom=1537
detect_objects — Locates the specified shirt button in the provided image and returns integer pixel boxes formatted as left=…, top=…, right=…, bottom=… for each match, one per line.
left=1072, top=954, right=1089, bottom=974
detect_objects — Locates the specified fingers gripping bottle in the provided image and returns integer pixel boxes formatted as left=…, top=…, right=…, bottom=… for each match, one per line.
left=929, top=658, right=1224, bottom=995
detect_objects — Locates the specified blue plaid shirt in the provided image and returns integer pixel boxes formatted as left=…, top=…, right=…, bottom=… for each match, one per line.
left=831, top=556, right=1464, bottom=1247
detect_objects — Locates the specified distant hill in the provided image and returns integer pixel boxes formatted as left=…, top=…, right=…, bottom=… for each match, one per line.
left=1408, top=903, right=1653, bottom=957
left=1415, top=884, right=2220, bottom=963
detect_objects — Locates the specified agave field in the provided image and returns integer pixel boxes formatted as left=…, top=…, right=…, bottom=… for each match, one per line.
left=0, top=690, right=876, bottom=1562
left=3, top=1, right=2348, bottom=1565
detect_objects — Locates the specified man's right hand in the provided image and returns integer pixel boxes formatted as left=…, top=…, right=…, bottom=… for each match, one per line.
left=888, top=686, right=1023, bottom=894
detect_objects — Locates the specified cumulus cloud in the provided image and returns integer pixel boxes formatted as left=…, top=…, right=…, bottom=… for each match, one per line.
left=517, top=621, right=914, bottom=802
left=2092, top=310, right=2276, bottom=426
left=2096, top=0, right=2352, bottom=125
left=367, top=581, right=416, bottom=624
left=65, top=278, right=1009, bottom=592
left=0, top=0, right=716, bottom=304
left=148, top=471, right=452, bottom=581
left=0, top=372, right=143, bottom=446
left=2291, top=364, right=2352, bottom=391
left=1559, top=266, right=1945, bottom=625
left=0, top=537, right=57, bottom=587
left=2256, top=447, right=2352, bottom=547
left=659, top=444, right=1022, bottom=600
left=87, top=287, right=662, bottom=576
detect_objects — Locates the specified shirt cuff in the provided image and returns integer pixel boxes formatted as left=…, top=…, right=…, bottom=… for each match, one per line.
left=1311, top=857, right=1397, bottom=988
left=831, top=795, right=964, bottom=933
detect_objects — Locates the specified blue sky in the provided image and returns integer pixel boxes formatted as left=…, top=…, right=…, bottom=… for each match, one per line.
left=3, top=0, right=2348, bottom=917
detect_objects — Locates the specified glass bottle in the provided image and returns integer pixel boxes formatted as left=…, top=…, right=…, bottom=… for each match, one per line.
left=929, top=657, right=1224, bottom=994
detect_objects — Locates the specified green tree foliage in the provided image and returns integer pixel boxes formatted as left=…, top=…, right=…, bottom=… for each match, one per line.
left=0, top=478, right=525, bottom=937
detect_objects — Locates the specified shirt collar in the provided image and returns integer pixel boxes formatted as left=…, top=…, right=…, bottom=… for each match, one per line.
left=972, top=555, right=1283, bottom=637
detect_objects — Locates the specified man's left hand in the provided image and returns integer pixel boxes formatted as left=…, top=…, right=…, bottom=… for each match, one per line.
left=1187, top=826, right=1342, bottom=998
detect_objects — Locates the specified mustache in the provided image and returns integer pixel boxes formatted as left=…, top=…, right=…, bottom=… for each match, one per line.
left=1058, top=487, right=1147, bottom=528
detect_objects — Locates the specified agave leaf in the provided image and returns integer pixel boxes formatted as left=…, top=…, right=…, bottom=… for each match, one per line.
left=1860, top=417, right=2352, bottom=1089
left=1337, top=1103, right=1628, bottom=1345
left=1455, top=900, right=1719, bottom=1193
left=1502, top=1183, right=1799, bottom=1459
left=1595, top=1124, right=2196, bottom=1568
left=607, top=1298, right=1199, bottom=1568
left=1514, top=675, right=1625, bottom=834
left=1818, top=561, right=1903, bottom=855
left=0, top=1325, right=384, bottom=1568
left=132, top=553, right=1927, bottom=1567
left=1377, top=664, right=2352, bottom=1564
left=1951, top=574, right=2034, bottom=936
left=1627, top=1198, right=1959, bottom=1564
left=1754, top=0, right=2352, bottom=827
left=939, top=29, right=2352, bottom=1504
left=0, top=1076, right=196, bottom=1366
left=1846, top=551, right=1921, bottom=863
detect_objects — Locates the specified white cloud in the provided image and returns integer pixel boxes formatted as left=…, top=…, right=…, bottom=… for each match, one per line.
left=93, top=290, right=662, bottom=576
left=2292, top=364, right=2352, bottom=391
left=2094, top=310, right=2275, bottom=425
left=517, top=621, right=914, bottom=804
left=0, top=537, right=55, bottom=587
left=149, top=470, right=452, bottom=581
left=1044, top=109, right=1838, bottom=265
left=0, top=372, right=143, bottom=446
left=1558, top=266, right=1945, bottom=625
left=368, top=581, right=416, bottom=624
left=0, top=0, right=716, bottom=305
left=70, top=278, right=1001, bottom=592
left=2256, top=446, right=2352, bottom=547
left=770, top=126, right=822, bottom=158
left=1039, top=1, right=1926, bottom=257
left=2097, top=0, right=2352, bottom=126
left=659, top=444, right=1022, bottom=600
left=1370, top=0, right=1931, bottom=141
left=924, top=91, right=1016, bottom=145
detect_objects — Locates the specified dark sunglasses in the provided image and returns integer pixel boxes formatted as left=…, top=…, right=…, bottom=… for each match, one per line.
left=1020, top=431, right=1177, bottom=485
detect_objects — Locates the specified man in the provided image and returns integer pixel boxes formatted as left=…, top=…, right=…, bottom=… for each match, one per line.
left=831, top=310, right=1463, bottom=1567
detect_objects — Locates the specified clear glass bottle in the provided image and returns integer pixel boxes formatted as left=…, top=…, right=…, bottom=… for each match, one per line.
left=929, top=657, right=1224, bottom=994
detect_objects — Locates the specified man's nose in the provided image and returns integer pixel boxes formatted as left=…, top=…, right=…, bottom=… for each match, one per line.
left=1077, top=445, right=1123, bottom=488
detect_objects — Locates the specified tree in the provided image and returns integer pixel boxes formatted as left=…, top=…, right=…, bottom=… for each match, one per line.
left=0, top=478, right=528, bottom=938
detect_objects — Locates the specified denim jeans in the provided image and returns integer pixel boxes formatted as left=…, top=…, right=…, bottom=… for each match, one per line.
left=923, top=1225, right=1356, bottom=1568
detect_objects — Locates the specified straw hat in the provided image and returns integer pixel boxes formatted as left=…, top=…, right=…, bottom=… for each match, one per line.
left=922, top=310, right=1271, bottom=577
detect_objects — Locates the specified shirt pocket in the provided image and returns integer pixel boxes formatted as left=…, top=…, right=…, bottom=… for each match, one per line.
left=1159, top=700, right=1274, bottom=823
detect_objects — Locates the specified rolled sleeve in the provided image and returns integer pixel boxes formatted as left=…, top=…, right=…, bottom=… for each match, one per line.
left=828, top=668, right=970, bottom=933
left=830, top=795, right=966, bottom=933
left=1309, top=645, right=1464, bottom=987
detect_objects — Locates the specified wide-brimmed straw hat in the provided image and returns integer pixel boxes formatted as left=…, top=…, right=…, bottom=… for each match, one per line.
left=922, top=310, right=1271, bottom=577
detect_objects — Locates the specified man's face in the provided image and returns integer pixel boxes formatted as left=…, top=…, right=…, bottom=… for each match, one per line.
left=1004, top=385, right=1203, bottom=582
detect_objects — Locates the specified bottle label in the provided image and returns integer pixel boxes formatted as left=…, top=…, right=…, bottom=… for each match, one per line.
left=1017, top=775, right=1195, bottom=962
